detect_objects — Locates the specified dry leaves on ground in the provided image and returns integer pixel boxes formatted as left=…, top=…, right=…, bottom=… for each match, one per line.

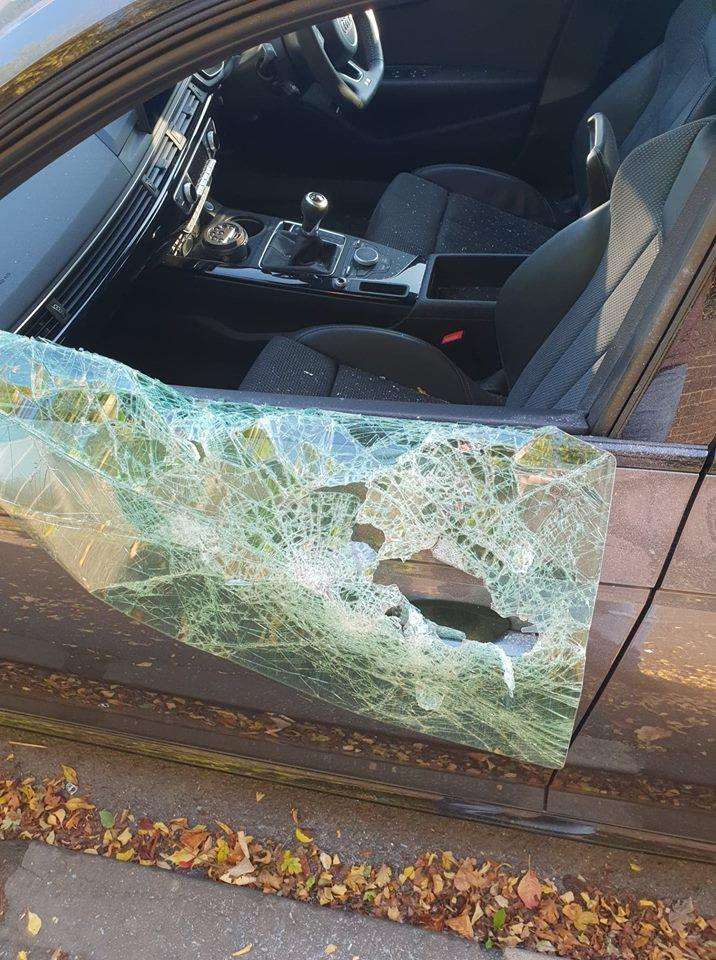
left=0, top=770, right=713, bottom=960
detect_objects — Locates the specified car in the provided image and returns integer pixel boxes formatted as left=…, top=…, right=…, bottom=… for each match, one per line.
left=0, top=0, right=713, bottom=863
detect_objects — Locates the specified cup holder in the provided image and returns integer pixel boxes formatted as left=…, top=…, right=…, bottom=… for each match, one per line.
left=235, top=218, right=264, bottom=238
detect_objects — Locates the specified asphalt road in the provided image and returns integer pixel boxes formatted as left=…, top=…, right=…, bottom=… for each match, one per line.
left=0, top=727, right=713, bottom=960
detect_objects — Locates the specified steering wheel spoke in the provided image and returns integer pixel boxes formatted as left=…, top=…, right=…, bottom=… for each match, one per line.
left=338, top=60, right=366, bottom=90
left=289, top=9, right=384, bottom=110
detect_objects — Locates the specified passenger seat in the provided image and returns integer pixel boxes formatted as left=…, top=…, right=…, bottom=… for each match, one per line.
left=240, top=119, right=716, bottom=416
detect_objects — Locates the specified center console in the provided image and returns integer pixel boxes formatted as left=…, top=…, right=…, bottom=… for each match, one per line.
left=160, top=185, right=529, bottom=382
left=164, top=190, right=426, bottom=311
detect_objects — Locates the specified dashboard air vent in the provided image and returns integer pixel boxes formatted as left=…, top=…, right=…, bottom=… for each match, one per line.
left=17, top=81, right=207, bottom=341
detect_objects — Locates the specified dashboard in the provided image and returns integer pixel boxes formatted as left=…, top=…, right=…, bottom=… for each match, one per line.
left=1, top=64, right=228, bottom=338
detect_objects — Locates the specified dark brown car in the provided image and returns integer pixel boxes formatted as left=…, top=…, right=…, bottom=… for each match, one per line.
left=0, top=0, right=714, bottom=863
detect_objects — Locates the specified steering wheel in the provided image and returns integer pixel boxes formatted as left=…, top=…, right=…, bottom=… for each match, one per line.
left=289, top=10, right=384, bottom=109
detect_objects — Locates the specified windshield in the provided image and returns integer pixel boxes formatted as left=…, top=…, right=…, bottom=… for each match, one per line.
left=0, top=0, right=181, bottom=109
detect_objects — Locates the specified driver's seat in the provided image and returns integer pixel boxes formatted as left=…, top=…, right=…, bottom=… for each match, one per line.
left=365, top=0, right=715, bottom=257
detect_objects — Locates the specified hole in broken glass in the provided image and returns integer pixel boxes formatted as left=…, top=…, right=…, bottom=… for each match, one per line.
left=410, top=598, right=537, bottom=652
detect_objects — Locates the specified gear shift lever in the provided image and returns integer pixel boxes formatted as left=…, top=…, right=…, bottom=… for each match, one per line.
left=262, top=190, right=340, bottom=276
left=300, top=192, right=329, bottom=236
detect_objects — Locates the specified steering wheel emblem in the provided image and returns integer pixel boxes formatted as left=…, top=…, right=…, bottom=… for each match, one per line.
left=339, top=16, right=356, bottom=42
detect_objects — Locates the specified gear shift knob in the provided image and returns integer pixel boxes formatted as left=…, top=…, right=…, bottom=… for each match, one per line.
left=300, top=192, right=329, bottom=235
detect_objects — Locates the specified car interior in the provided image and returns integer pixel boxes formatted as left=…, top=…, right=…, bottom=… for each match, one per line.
left=2, top=0, right=715, bottom=440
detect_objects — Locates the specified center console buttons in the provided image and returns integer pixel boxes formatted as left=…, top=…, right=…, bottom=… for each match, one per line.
left=353, top=245, right=380, bottom=268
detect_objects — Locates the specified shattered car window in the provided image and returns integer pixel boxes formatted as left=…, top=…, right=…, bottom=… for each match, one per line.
left=0, top=332, right=615, bottom=767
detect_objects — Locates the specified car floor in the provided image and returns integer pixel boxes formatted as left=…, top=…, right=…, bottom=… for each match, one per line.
left=0, top=728, right=714, bottom=960
left=74, top=292, right=268, bottom=390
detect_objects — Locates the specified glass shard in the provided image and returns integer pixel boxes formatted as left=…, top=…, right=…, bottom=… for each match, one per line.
left=0, top=331, right=615, bottom=766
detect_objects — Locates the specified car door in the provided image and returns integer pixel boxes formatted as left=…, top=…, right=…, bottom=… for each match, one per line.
left=354, top=0, right=573, bottom=171
left=0, top=331, right=618, bottom=819
left=0, top=356, right=701, bottom=842
left=548, top=280, right=716, bottom=856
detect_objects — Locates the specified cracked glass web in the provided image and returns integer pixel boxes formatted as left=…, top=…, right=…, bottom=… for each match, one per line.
left=0, top=331, right=615, bottom=767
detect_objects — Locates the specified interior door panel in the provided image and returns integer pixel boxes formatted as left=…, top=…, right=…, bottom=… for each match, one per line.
left=377, top=0, right=568, bottom=71
left=354, top=0, right=571, bottom=169
left=221, top=0, right=682, bottom=187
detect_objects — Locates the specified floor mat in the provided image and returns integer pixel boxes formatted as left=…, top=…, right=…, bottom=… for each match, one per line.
left=74, top=303, right=267, bottom=389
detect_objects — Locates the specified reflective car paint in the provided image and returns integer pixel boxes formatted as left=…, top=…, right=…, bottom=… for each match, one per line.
left=0, top=0, right=179, bottom=102
left=1, top=448, right=712, bottom=857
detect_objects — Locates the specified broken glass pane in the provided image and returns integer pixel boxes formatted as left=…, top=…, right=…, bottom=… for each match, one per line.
left=0, top=331, right=615, bottom=767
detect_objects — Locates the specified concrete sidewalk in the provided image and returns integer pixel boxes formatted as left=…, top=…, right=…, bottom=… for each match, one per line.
left=0, top=841, right=508, bottom=960
left=0, top=727, right=713, bottom=959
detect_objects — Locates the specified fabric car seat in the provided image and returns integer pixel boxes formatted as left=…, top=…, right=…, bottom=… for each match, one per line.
left=240, top=119, right=715, bottom=417
left=363, top=0, right=715, bottom=257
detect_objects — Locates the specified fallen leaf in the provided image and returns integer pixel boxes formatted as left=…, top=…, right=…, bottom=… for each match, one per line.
left=26, top=911, right=41, bottom=936
left=517, top=869, right=542, bottom=909
left=99, top=809, right=115, bottom=829
left=446, top=910, right=474, bottom=939
left=562, top=902, right=598, bottom=931
left=266, top=716, right=292, bottom=734
left=540, top=901, right=559, bottom=924
left=453, top=859, right=486, bottom=892
left=324, top=946, right=338, bottom=956
left=255, top=792, right=265, bottom=803
left=280, top=852, right=302, bottom=875
left=492, top=907, right=506, bottom=931
left=65, top=798, right=94, bottom=811
left=471, top=902, right=484, bottom=923
left=629, top=861, right=642, bottom=872
left=135, top=661, right=154, bottom=667
left=295, top=827, right=313, bottom=844
left=635, top=725, right=672, bottom=744
left=60, top=764, right=78, bottom=784
left=232, top=945, right=253, bottom=956
left=213, top=710, right=238, bottom=727
left=225, top=830, right=249, bottom=862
